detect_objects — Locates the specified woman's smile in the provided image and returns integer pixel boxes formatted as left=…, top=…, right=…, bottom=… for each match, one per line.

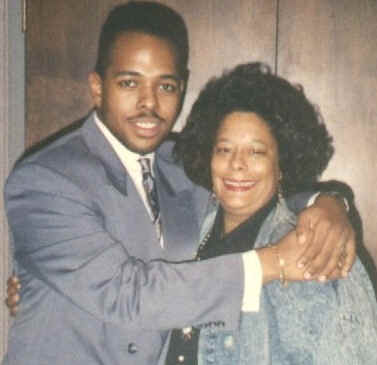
left=222, top=178, right=257, bottom=192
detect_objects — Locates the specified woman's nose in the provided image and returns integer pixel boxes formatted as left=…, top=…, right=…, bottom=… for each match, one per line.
left=230, top=151, right=247, bottom=170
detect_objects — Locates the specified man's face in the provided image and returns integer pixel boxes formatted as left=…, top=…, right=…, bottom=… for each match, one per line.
left=89, top=31, right=185, bottom=154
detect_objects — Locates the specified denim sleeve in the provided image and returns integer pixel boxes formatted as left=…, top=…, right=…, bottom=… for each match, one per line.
left=315, top=259, right=377, bottom=364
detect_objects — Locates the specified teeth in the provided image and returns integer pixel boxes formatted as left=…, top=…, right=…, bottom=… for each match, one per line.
left=136, top=121, right=158, bottom=129
left=224, top=179, right=255, bottom=187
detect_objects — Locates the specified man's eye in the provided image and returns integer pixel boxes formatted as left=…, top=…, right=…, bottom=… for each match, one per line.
left=160, top=83, right=177, bottom=93
left=118, top=79, right=137, bottom=88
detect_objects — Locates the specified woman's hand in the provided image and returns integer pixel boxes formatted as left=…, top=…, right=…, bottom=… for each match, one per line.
left=5, top=275, right=21, bottom=316
left=295, top=194, right=356, bottom=281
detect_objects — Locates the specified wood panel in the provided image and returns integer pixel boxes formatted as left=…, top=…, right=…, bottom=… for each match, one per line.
left=159, top=0, right=278, bottom=130
left=26, top=0, right=277, bottom=145
left=26, top=0, right=107, bottom=147
left=278, top=0, right=377, bottom=264
left=24, top=0, right=377, bottom=270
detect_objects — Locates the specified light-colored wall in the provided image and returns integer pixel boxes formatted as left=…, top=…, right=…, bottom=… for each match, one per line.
left=0, top=0, right=25, bottom=359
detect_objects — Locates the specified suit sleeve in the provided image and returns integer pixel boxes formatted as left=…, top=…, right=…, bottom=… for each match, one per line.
left=286, top=191, right=314, bottom=214
left=5, top=163, right=244, bottom=331
left=286, top=181, right=354, bottom=215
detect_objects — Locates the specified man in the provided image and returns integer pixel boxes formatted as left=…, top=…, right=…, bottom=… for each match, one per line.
left=3, top=2, right=355, bottom=364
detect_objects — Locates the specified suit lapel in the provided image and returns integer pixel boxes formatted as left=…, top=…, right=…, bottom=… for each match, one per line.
left=81, top=113, right=130, bottom=196
left=80, top=114, right=164, bottom=259
left=80, top=114, right=201, bottom=261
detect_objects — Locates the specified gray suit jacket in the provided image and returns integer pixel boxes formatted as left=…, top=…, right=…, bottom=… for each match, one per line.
left=3, top=113, right=245, bottom=365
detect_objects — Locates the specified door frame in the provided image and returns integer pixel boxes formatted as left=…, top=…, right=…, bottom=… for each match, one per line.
left=0, top=0, right=25, bottom=358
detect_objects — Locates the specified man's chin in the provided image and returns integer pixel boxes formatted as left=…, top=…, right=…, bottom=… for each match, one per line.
left=126, top=140, right=164, bottom=155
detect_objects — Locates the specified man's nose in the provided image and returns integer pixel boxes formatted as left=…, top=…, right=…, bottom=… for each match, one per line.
left=137, top=85, right=157, bottom=110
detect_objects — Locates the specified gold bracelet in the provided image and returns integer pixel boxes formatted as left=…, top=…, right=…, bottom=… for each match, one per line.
left=272, top=245, right=288, bottom=287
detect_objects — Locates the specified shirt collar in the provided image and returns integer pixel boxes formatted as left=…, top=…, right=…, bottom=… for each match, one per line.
left=198, top=195, right=278, bottom=260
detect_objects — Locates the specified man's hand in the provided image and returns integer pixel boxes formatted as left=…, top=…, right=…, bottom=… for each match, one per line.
left=5, top=275, right=21, bottom=316
left=295, top=194, right=356, bottom=281
left=258, top=230, right=308, bottom=284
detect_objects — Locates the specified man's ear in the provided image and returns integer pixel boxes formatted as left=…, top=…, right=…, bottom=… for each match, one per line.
left=177, top=68, right=189, bottom=113
left=181, top=68, right=190, bottom=93
left=88, top=72, right=103, bottom=108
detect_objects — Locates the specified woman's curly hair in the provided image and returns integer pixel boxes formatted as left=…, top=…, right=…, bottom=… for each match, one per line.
left=173, top=62, right=334, bottom=196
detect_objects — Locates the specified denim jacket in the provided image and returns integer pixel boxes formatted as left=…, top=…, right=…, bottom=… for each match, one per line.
left=197, top=199, right=377, bottom=365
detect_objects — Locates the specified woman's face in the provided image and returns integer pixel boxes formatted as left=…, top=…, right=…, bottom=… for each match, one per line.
left=211, top=111, right=281, bottom=230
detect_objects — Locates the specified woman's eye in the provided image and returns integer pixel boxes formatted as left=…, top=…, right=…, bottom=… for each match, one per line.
left=215, top=146, right=231, bottom=154
left=118, top=79, right=137, bottom=88
left=250, top=148, right=267, bottom=156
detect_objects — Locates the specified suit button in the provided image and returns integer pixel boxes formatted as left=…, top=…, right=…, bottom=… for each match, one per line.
left=128, top=343, right=138, bottom=354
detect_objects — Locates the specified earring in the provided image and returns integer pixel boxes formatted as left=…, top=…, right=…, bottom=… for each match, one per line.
left=278, top=184, right=284, bottom=201
left=278, top=171, right=284, bottom=204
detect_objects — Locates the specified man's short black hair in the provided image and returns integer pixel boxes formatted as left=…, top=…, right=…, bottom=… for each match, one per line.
left=95, top=1, right=189, bottom=78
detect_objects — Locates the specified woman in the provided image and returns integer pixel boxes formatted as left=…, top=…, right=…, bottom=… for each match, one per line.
left=167, top=63, right=377, bottom=364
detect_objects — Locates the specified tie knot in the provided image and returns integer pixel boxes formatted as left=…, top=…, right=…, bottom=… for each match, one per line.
left=138, top=157, right=160, bottom=226
left=138, top=158, right=152, bottom=175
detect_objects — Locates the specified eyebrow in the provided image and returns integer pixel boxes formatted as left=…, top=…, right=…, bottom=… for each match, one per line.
left=216, top=137, right=268, bottom=145
left=113, top=70, right=181, bottom=82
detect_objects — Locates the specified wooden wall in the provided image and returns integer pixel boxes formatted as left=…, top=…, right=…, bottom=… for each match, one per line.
left=277, top=0, right=377, bottom=263
left=0, top=0, right=375, bottom=359
left=26, top=0, right=278, bottom=140
left=25, top=0, right=377, bottom=262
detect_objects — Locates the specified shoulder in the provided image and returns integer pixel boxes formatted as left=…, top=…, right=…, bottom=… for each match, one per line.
left=156, top=136, right=176, bottom=162
left=6, top=119, right=106, bottom=195
left=256, top=200, right=297, bottom=247
left=15, top=115, right=92, bottom=166
left=156, top=137, right=211, bottom=221
left=156, top=138, right=195, bottom=189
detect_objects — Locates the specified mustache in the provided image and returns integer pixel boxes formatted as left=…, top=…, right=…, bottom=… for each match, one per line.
left=127, top=111, right=164, bottom=123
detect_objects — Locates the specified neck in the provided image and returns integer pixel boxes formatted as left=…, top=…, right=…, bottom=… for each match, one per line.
left=222, top=195, right=278, bottom=235
left=223, top=212, right=253, bottom=235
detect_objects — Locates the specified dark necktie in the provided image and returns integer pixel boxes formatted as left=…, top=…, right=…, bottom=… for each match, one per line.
left=138, top=157, right=160, bottom=225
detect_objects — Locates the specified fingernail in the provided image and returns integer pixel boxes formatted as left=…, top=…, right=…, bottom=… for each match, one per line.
left=304, top=271, right=311, bottom=279
left=297, top=261, right=305, bottom=269
left=319, top=275, right=327, bottom=282
left=342, top=270, right=348, bottom=278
